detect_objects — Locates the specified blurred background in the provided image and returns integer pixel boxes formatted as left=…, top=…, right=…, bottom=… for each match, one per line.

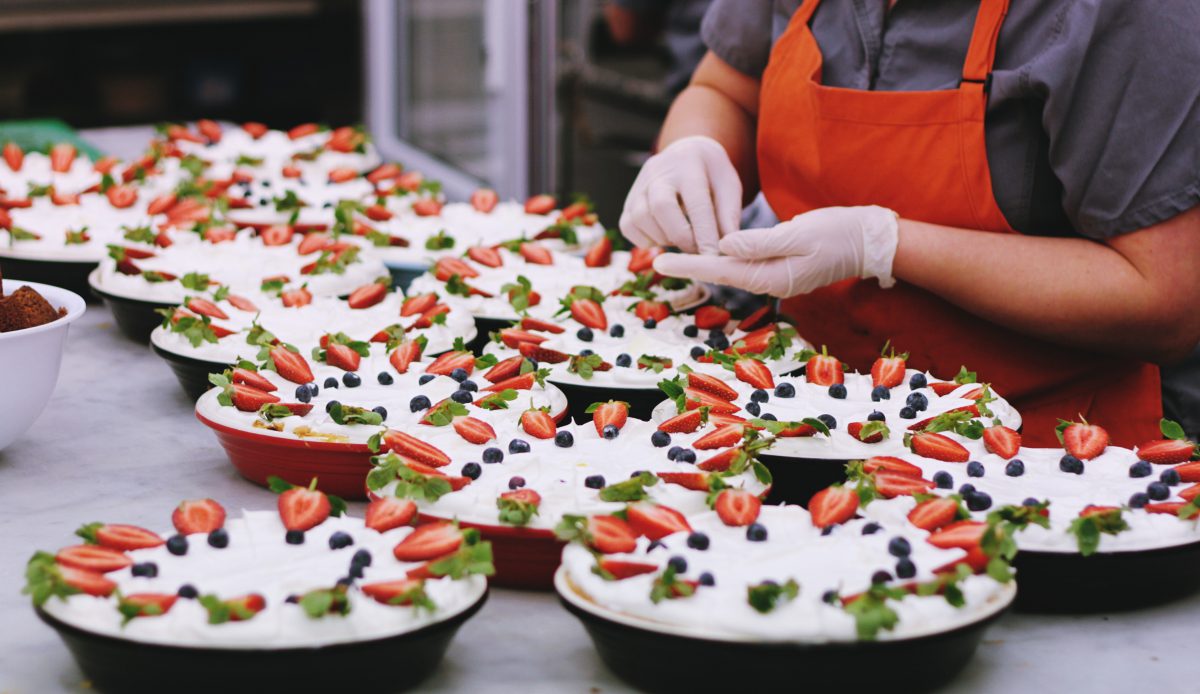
left=0, top=0, right=696, bottom=225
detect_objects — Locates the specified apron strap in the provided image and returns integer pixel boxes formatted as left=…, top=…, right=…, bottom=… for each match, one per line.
left=795, top=0, right=822, bottom=24
left=961, top=0, right=1010, bottom=84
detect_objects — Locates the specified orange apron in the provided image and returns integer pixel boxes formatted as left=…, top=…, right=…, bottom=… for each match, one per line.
left=758, top=0, right=1161, bottom=446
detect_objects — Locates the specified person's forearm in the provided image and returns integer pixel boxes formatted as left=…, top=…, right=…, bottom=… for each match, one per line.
left=894, top=217, right=1200, bottom=363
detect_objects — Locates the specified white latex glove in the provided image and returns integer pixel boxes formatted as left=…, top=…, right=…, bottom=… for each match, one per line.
left=652, top=206, right=900, bottom=298
left=619, top=135, right=743, bottom=254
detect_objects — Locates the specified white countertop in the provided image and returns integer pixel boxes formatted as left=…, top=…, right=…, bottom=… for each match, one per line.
left=1, top=307, right=1197, bottom=693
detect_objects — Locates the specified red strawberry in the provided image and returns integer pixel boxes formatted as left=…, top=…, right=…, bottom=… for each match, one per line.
left=982, top=425, right=1022, bottom=460
left=279, top=165, right=301, bottom=179
left=434, top=257, right=479, bottom=281
left=586, top=515, right=637, bottom=554
left=205, top=227, right=238, bottom=244
left=1178, top=484, right=1200, bottom=502
left=714, top=489, right=762, bottom=526
left=146, top=193, right=177, bottom=216
left=482, top=356, right=526, bottom=383
left=1174, top=462, right=1200, bottom=482
left=634, top=300, right=670, bottom=322
left=909, top=432, right=969, bottom=462
left=733, top=358, right=774, bottom=389
left=50, top=143, right=76, bottom=172
left=498, top=328, right=547, bottom=349
left=400, top=293, right=437, bottom=317
left=395, top=170, right=424, bottom=191
left=508, top=286, right=541, bottom=307
left=412, top=304, right=451, bottom=328
left=686, top=371, right=738, bottom=401
left=88, top=524, right=164, bottom=551
left=731, top=326, right=778, bottom=355
left=808, top=486, right=859, bottom=528
left=222, top=594, right=266, bottom=621
left=598, top=559, right=658, bottom=579
left=260, top=224, right=294, bottom=247
left=185, top=297, right=228, bottom=320
left=805, top=349, right=844, bottom=386
left=242, top=122, right=270, bottom=138
left=230, top=383, right=280, bottom=411
left=709, top=412, right=749, bottom=428
left=693, top=423, right=745, bottom=450
left=590, top=400, right=628, bottom=435
left=1059, top=419, right=1109, bottom=460
left=328, top=167, right=358, bottom=184
left=520, top=408, right=557, bottom=439
left=927, top=521, right=987, bottom=550
left=697, top=447, right=743, bottom=472
left=655, top=472, right=711, bottom=491
left=288, top=123, right=320, bottom=139
left=106, top=184, right=138, bottom=208
left=519, top=242, right=553, bottom=265
left=297, top=233, right=330, bottom=255
left=511, top=319, right=560, bottom=337
left=658, top=409, right=705, bottom=433
left=1136, top=439, right=1197, bottom=465
left=907, top=497, right=961, bottom=531
left=482, top=371, right=542, bottom=393
left=270, top=346, right=315, bottom=384
left=518, top=342, right=570, bottom=364
left=870, top=348, right=907, bottom=388
left=627, top=247, right=662, bottom=273
left=467, top=245, right=503, bottom=268
left=324, top=343, right=361, bottom=371
left=196, top=118, right=222, bottom=142
left=59, top=566, right=117, bottom=597
left=413, top=198, right=445, bottom=216
left=569, top=298, right=607, bottom=330
left=929, top=382, right=960, bottom=396
left=694, top=306, right=731, bottom=329
left=874, top=471, right=934, bottom=498
left=365, top=497, right=418, bottom=533
left=584, top=236, right=613, bottom=267
left=172, top=499, right=227, bottom=534
left=3, top=142, right=22, bottom=171
left=524, top=194, right=556, bottom=215
left=56, top=545, right=132, bottom=573
left=166, top=124, right=203, bottom=142
left=366, top=162, right=402, bottom=184
left=684, top=388, right=741, bottom=415
left=471, top=188, right=499, bottom=213
left=383, top=430, right=451, bottom=467
left=361, top=204, right=393, bottom=222
left=1146, top=502, right=1200, bottom=519
left=453, top=416, right=496, bottom=444
left=119, top=593, right=178, bottom=619
left=348, top=282, right=388, bottom=309
left=362, top=578, right=428, bottom=605
left=426, top=350, right=475, bottom=376
left=626, top=502, right=691, bottom=540
left=861, top=456, right=923, bottom=477
left=737, top=304, right=773, bottom=331
left=278, top=480, right=331, bottom=531
left=50, top=189, right=81, bottom=206
left=280, top=285, right=312, bottom=307
left=393, top=522, right=463, bottom=562
left=389, top=340, right=424, bottom=374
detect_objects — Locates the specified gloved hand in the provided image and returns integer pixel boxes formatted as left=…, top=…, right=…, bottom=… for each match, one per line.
left=652, top=206, right=900, bottom=298
left=619, top=135, right=743, bottom=254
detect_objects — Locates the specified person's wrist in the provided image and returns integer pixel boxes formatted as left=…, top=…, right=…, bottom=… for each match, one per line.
left=859, top=206, right=900, bottom=288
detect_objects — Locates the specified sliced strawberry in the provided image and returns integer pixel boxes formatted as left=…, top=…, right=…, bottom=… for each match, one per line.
left=1145, top=502, right=1200, bottom=519
left=733, top=358, right=774, bottom=389
left=60, top=566, right=117, bottom=597
left=693, top=423, right=745, bottom=450
left=434, top=257, right=479, bottom=281
left=708, top=413, right=747, bottom=428
left=278, top=482, right=331, bottom=531
left=50, top=189, right=81, bottom=206
left=929, top=382, right=960, bottom=396
left=584, top=236, right=613, bottom=267
left=684, top=388, right=741, bottom=415
left=270, top=346, right=315, bottom=384
left=518, top=342, right=570, bottom=364
left=714, top=489, right=762, bottom=526
left=730, top=326, right=778, bottom=355
left=470, top=188, right=499, bottom=213
left=909, top=432, right=970, bottom=462
left=875, top=472, right=934, bottom=498
left=281, top=287, right=313, bottom=308
left=185, top=297, right=229, bottom=320
left=364, top=497, right=418, bottom=534
left=412, top=198, right=443, bottom=216
left=626, top=502, right=691, bottom=540
left=1175, top=461, right=1200, bottom=483
left=520, top=408, right=557, bottom=439
left=220, top=295, right=256, bottom=314
left=288, top=123, right=320, bottom=139
left=927, top=521, right=986, bottom=551
left=172, top=499, right=227, bottom=534
left=389, top=340, right=424, bottom=374
left=453, top=416, right=496, bottom=444
left=323, top=343, right=361, bottom=371
left=92, top=524, right=165, bottom=551
left=634, top=299, right=670, bottom=322
left=328, top=167, right=358, bottom=183
left=231, top=383, right=280, bottom=411
left=426, top=350, right=475, bottom=376
left=362, top=578, right=428, bottom=605
left=907, top=497, right=961, bottom=531
left=591, top=400, right=629, bottom=435
left=498, top=328, right=547, bottom=349
left=598, top=559, right=658, bottom=579
left=383, top=430, right=451, bottom=467
left=482, top=371, right=542, bottom=393
left=1137, top=439, right=1197, bottom=465
left=278, top=403, right=313, bottom=416
left=862, top=456, right=923, bottom=477
left=584, top=515, right=636, bottom=554
left=49, top=143, right=76, bottom=172
left=393, top=522, right=463, bottom=562
left=146, top=193, right=177, bottom=216
left=297, top=233, right=330, bottom=255
left=482, top=356, right=527, bottom=383
left=524, top=194, right=556, bottom=215
left=1060, top=420, right=1109, bottom=460
left=655, top=472, right=711, bottom=491
left=204, top=226, right=236, bottom=243
left=569, top=298, right=607, bottom=330
left=56, top=545, right=132, bottom=573
left=737, top=304, right=773, bottom=331
left=166, top=124, right=203, bottom=142
left=196, top=118, right=222, bottom=142
left=106, top=184, right=138, bottom=209
left=806, top=351, right=844, bottom=386
left=519, top=242, right=553, bottom=265
left=400, top=293, right=438, bottom=317
left=119, top=593, right=177, bottom=619
left=809, top=485, right=859, bottom=528
left=412, top=304, right=451, bottom=328
left=223, top=594, right=266, bottom=621
left=658, top=409, right=705, bottom=433
left=467, top=245, right=503, bottom=268
left=3, top=141, right=22, bottom=171
left=871, top=355, right=907, bottom=389
left=694, top=306, right=731, bottom=329
left=697, top=447, right=742, bottom=472
left=366, top=162, right=402, bottom=184
left=627, top=247, right=662, bottom=273
left=347, top=282, right=388, bottom=310
left=1179, top=484, right=1200, bottom=502
left=982, top=425, right=1022, bottom=460
left=686, top=371, right=738, bottom=401
left=395, top=170, right=424, bottom=191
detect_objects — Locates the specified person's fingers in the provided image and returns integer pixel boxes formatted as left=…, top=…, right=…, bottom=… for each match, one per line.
left=619, top=204, right=657, bottom=249
left=646, top=181, right=696, bottom=253
left=653, top=252, right=745, bottom=286
left=678, top=185, right=721, bottom=255
left=718, top=222, right=823, bottom=259
left=700, top=148, right=743, bottom=239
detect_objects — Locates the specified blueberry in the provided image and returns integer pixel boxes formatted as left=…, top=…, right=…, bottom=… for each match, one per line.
left=682, top=324, right=698, bottom=338
left=295, top=385, right=312, bottom=403
left=746, top=523, right=768, bottom=542
left=451, top=389, right=473, bottom=404
left=377, top=371, right=394, bottom=386
left=750, top=389, right=770, bottom=403
left=306, top=382, right=319, bottom=397
left=509, top=476, right=526, bottom=490
left=708, top=328, right=726, bottom=340
left=760, top=413, right=777, bottom=421
left=1148, top=481, right=1170, bottom=500
left=690, top=346, right=707, bottom=359
left=349, top=563, right=366, bottom=579
left=828, top=383, right=847, bottom=399
left=177, top=584, right=199, bottom=599
left=818, top=414, right=837, bottom=430
left=676, top=449, right=696, bottom=464
left=131, top=562, right=158, bottom=578
left=585, top=475, right=605, bottom=489
left=967, top=461, right=985, bottom=478
left=643, top=318, right=657, bottom=329
left=698, top=571, right=715, bottom=586
left=888, top=537, right=911, bottom=557
left=687, top=532, right=710, bottom=550
left=286, top=529, right=305, bottom=544
left=867, top=410, right=886, bottom=422
left=667, top=555, right=688, bottom=573
left=959, top=483, right=976, bottom=495
left=555, top=431, right=574, bottom=448
left=667, top=446, right=683, bottom=461
left=1161, top=469, right=1181, bottom=486
left=899, top=407, right=916, bottom=419
left=450, top=367, right=469, bottom=382
left=821, top=526, right=835, bottom=536
left=166, top=533, right=187, bottom=554
left=909, top=373, right=928, bottom=389
left=285, top=594, right=300, bottom=604
left=577, top=327, right=594, bottom=342
left=329, top=531, right=354, bottom=550
left=822, top=590, right=839, bottom=604
left=460, top=379, right=478, bottom=393
left=610, top=324, right=625, bottom=338
left=324, top=376, right=339, bottom=389
left=508, top=439, right=531, bottom=454
left=1129, top=492, right=1150, bottom=509
left=774, top=383, right=796, bottom=398
left=1059, top=454, right=1084, bottom=474
left=966, top=492, right=993, bottom=511
left=1022, top=497, right=1040, bottom=507
left=871, top=385, right=891, bottom=401
left=706, top=334, right=730, bottom=350
left=933, top=471, right=953, bottom=489
left=903, top=394, right=929, bottom=415
left=615, top=353, right=632, bottom=368
left=372, top=406, right=388, bottom=421
left=419, top=374, right=435, bottom=385
left=1129, top=460, right=1152, bottom=478
left=325, top=400, right=340, bottom=413
left=336, top=576, right=354, bottom=587
left=207, top=528, right=229, bottom=549
left=602, top=424, right=620, bottom=440
left=342, top=372, right=361, bottom=388
left=861, top=523, right=882, bottom=535
left=462, top=462, right=482, bottom=480
left=871, top=570, right=893, bottom=584
left=630, top=470, right=648, bottom=478
left=745, top=401, right=761, bottom=416
left=351, top=549, right=373, bottom=567
left=895, top=558, right=917, bottom=579
left=1005, top=459, right=1025, bottom=477
left=647, top=540, right=666, bottom=553
left=409, top=395, right=431, bottom=412
left=651, top=431, right=671, bottom=448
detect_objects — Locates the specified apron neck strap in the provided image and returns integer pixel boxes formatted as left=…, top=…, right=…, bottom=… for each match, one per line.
left=795, top=0, right=821, bottom=24
left=961, top=0, right=1010, bottom=83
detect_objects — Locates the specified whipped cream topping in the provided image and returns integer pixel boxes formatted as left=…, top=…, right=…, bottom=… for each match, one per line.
left=151, top=290, right=475, bottom=364
left=195, top=354, right=569, bottom=446
left=223, top=176, right=378, bottom=229
left=173, top=127, right=381, bottom=175
left=0, top=194, right=156, bottom=261
left=652, top=369, right=1021, bottom=460
left=372, top=418, right=770, bottom=531
left=560, top=505, right=1012, bottom=643
left=91, top=229, right=388, bottom=304
left=40, top=511, right=486, bottom=648
left=0, top=151, right=102, bottom=197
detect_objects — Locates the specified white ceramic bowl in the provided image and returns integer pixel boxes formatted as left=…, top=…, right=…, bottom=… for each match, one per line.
left=0, top=279, right=86, bottom=450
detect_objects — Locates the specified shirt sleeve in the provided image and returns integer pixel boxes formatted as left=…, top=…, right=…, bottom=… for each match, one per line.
left=699, top=0, right=777, bottom=77
left=1030, top=0, right=1200, bottom=238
